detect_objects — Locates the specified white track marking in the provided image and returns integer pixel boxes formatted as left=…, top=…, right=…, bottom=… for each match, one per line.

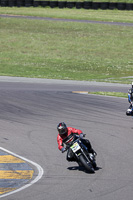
left=0, top=147, right=44, bottom=198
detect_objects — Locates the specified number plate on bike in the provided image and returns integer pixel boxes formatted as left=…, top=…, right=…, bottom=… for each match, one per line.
left=70, top=142, right=80, bottom=153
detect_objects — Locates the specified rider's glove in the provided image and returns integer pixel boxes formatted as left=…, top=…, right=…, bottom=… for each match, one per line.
left=61, top=147, right=66, bottom=153
left=79, top=133, right=85, bottom=139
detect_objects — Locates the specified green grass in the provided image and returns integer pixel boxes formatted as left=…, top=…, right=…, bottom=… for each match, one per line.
left=0, top=8, right=133, bottom=83
left=0, top=8, right=133, bottom=23
left=92, top=0, right=133, bottom=2
left=88, top=91, right=127, bottom=98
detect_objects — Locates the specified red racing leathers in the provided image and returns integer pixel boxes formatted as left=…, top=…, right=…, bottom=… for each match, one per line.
left=57, top=127, right=82, bottom=151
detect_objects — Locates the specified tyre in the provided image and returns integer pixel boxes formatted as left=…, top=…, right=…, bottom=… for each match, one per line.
left=126, top=111, right=131, bottom=116
left=1, top=0, right=8, bottom=6
left=50, top=1, right=58, bottom=8
left=66, top=2, right=75, bottom=8
left=58, top=1, right=66, bottom=8
left=76, top=2, right=83, bottom=9
left=109, top=2, right=117, bottom=10
left=83, top=1, right=92, bottom=9
left=100, top=2, right=109, bottom=10
left=126, top=109, right=133, bottom=116
left=79, top=154, right=95, bottom=173
left=117, top=3, right=126, bottom=10
left=91, top=161, right=97, bottom=169
left=126, top=3, right=133, bottom=11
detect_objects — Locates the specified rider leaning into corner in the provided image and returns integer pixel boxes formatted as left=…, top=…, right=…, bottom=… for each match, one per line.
left=57, top=122, right=97, bottom=164
left=128, top=82, right=133, bottom=109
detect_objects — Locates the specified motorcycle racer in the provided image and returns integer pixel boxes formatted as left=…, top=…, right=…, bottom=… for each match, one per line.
left=128, top=82, right=133, bottom=109
left=57, top=122, right=96, bottom=162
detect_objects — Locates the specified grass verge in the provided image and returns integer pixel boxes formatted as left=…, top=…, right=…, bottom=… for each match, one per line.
left=0, top=8, right=133, bottom=83
left=0, top=7, right=133, bottom=23
left=88, top=91, right=127, bottom=98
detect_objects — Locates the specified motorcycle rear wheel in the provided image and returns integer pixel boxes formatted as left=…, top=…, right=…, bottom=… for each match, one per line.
left=79, top=154, right=95, bottom=173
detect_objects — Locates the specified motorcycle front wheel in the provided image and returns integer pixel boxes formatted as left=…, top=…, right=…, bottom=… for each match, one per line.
left=79, top=154, right=95, bottom=173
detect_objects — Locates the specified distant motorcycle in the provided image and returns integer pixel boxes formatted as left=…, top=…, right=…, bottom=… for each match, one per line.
left=65, top=136, right=97, bottom=173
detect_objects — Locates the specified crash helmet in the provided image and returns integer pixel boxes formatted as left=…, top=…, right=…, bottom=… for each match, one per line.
left=57, top=122, right=68, bottom=136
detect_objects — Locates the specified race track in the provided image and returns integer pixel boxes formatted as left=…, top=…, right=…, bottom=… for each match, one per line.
left=0, top=78, right=133, bottom=200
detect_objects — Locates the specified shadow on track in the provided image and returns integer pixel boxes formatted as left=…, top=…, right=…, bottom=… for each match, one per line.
left=67, top=166, right=102, bottom=174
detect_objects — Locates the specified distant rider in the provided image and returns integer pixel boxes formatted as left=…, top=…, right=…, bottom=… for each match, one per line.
left=57, top=122, right=96, bottom=163
left=128, top=82, right=133, bottom=109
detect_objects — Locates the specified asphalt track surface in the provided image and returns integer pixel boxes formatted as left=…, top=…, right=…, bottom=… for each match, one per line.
left=0, top=77, right=133, bottom=200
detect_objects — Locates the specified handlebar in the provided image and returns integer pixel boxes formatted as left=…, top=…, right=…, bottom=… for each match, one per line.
left=62, top=134, right=86, bottom=152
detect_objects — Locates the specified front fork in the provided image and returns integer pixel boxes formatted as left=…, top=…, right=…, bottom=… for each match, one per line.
left=75, top=147, right=90, bottom=164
